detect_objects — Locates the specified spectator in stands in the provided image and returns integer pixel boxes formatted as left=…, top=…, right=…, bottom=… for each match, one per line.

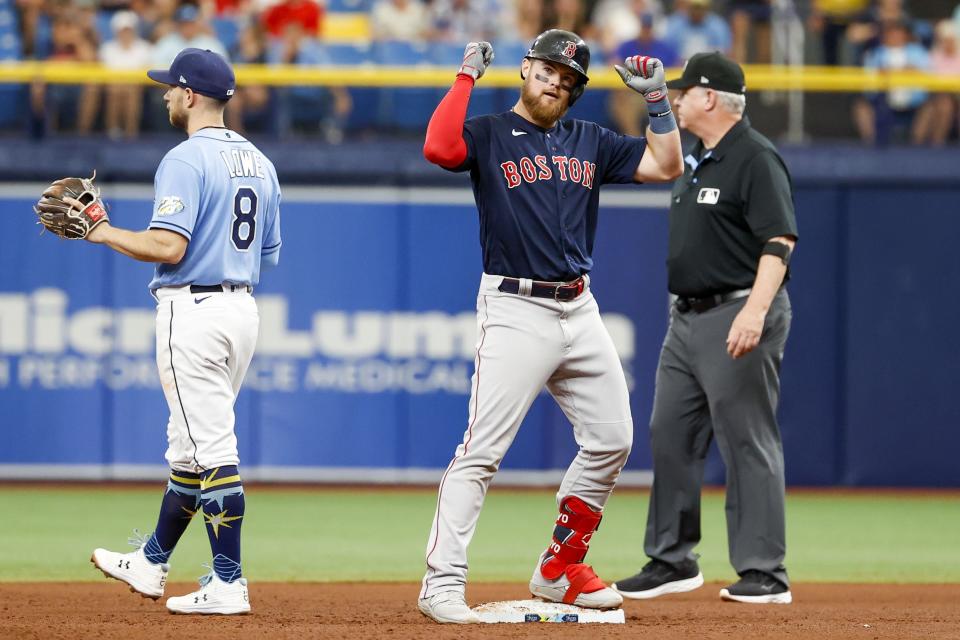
left=203, top=0, right=257, bottom=17
left=14, top=0, right=45, bottom=58
left=30, top=11, right=100, bottom=135
left=152, top=4, right=229, bottom=66
left=508, top=0, right=545, bottom=43
left=370, top=0, right=429, bottom=42
left=808, top=0, right=870, bottom=65
left=131, top=0, right=178, bottom=40
left=99, top=0, right=136, bottom=11
left=608, top=12, right=677, bottom=136
left=610, top=12, right=677, bottom=67
left=99, top=11, right=153, bottom=139
left=429, top=0, right=504, bottom=44
left=916, top=20, right=960, bottom=145
left=852, top=19, right=931, bottom=145
left=663, top=0, right=731, bottom=61
left=226, top=21, right=272, bottom=134
left=845, top=0, right=926, bottom=63
left=262, top=0, right=323, bottom=39
left=592, top=0, right=665, bottom=56
left=541, top=0, right=594, bottom=41
left=730, top=0, right=771, bottom=63
left=269, top=22, right=352, bottom=142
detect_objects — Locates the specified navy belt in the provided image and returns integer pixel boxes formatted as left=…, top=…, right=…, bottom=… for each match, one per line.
left=499, top=276, right=586, bottom=302
left=675, top=288, right=751, bottom=314
left=190, top=284, right=252, bottom=294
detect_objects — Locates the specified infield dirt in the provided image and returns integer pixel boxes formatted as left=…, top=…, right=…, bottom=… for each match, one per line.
left=1, top=582, right=958, bottom=640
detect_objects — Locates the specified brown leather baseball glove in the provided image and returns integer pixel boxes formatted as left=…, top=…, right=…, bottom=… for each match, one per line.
left=34, top=172, right=109, bottom=240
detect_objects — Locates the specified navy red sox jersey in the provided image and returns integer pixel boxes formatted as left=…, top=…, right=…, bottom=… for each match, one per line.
left=449, top=111, right=647, bottom=282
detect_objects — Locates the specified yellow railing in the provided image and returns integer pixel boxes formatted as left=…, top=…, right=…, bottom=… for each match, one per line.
left=1, top=62, right=959, bottom=91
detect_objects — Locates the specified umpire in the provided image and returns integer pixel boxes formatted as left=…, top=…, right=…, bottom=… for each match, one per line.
left=612, top=52, right=797, bottom=604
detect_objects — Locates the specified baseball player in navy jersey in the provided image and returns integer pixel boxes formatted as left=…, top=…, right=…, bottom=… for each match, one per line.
left=417, top=30, right=683, bottom=623
left=88, top=48, right=281, bottom=615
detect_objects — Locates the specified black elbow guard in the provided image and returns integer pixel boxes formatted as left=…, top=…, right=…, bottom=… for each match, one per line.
left=762, top=241, right=792, bottom=266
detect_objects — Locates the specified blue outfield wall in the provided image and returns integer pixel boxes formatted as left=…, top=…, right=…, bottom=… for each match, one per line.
left=0, top=183, right=957, bottom=487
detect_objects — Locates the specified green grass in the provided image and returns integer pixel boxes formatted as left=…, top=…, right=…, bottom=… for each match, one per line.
left=0, top=486, right=957, bottom=583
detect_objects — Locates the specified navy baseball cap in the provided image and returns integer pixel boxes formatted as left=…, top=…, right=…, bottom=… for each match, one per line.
left=147, top=48, right=236, bottom=101
left=666, top=51, right=746, bottom=94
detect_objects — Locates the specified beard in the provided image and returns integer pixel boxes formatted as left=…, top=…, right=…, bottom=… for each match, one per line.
left=168, top=102, right=188, bottom=130
left=520, top=81, right=568, bottom=125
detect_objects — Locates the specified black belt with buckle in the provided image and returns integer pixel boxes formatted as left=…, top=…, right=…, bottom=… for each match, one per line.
left=190, top=284, right=251, bottom=294
left=498, top=276, right=586, bottom=302
left=675, top=288, right=751, bottom=313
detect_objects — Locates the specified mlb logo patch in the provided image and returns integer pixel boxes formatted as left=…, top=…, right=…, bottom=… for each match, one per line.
left=697, top=188, right=720, bottom=205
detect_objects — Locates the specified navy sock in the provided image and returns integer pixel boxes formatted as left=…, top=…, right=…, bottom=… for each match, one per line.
left=200, top=465, right=245, bottom=583
left=143, top=470, right=201, bottom=565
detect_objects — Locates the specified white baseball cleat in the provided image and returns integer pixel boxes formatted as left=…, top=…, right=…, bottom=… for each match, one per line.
left=530, top=561, right=623, bottom=609
left=91, top=543, right=169, bottom=600
left=166, top=572, right=251, bottom=615
left=418, top=591, right=481, bottom=624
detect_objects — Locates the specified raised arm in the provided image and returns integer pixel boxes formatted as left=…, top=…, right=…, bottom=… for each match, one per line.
left=615, top=56, right=684, bottom=182
left=423, top=42, right=492, bottom=168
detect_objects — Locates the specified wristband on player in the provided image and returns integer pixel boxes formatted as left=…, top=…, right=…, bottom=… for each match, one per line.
left=645, top=88, right=676, bottom=134
left=762, top=240, right=792, bottom=265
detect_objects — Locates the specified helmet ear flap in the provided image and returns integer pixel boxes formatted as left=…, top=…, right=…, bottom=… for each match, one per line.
left=569, top=83, right=585, bottom=106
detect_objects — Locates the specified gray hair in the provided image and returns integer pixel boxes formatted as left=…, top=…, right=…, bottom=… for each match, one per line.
left=715, top=90, right=746, bottom=116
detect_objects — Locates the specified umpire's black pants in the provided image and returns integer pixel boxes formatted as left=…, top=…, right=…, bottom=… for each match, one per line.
left=644, top=289, right=791, bottom=587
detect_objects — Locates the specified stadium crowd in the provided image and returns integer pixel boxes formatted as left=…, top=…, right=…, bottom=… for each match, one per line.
left=2, top=0, right=960, bottom=144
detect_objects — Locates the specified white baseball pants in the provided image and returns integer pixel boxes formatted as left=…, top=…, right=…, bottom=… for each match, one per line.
left=154, top=286, right=259, bottom=473
left=421, top=273, right=633, bottom=598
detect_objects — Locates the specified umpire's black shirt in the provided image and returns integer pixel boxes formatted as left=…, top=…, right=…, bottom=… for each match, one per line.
left=667, top=116, right=798, bottom=297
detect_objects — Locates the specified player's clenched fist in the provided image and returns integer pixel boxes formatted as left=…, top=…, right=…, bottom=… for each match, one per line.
left=458, top=41, right=494, bottom=81
left=615, top=55, right=667, bottom=104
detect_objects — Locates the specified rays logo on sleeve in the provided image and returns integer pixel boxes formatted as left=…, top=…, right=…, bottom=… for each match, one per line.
left=156, top=196, right=185, bottom=216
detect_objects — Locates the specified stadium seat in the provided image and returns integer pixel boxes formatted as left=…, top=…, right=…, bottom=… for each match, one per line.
left=493, top=40, right=530, bottom=67
left=0, top=6, right=15, bottom=30
left=33, top=13, right=52, bottom=58
left=0, top=10, right=22, bottom=130
left=370, top=40, right=431, bottom=67
left=371, top=41, right=436, bottom=131
left=94, top=10, right=114, bottom=43
left=211, top=17, right=240, bottom=55
left=429, top=41, right=464, bottom=67
left=325, top=0, right=374, bottom=13
left=322, top=12, right=371, bottom=42
left=322, top=42, right=372, bottom=65
left=310, top=42, right=377, bottom=132
left=0, top=85, right=25, bottom=128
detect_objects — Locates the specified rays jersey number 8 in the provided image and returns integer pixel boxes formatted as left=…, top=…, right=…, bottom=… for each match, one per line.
left=232, top=187, right=258, bottom=251
left=148, top=130, right=281, bottom=291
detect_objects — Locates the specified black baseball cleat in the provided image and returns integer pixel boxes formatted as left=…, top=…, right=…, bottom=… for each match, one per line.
left=719, top=570, right=793, bottom=604
left=611, top=559, right=704, bottom=599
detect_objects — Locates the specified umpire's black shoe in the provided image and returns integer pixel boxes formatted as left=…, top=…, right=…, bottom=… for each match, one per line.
left=719, top=570, right=793, bottom=604
left=611, top=559, right=704, bottom=600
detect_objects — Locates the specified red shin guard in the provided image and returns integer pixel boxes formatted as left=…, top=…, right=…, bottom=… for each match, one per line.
left=540, top=496, right=603, bottom=582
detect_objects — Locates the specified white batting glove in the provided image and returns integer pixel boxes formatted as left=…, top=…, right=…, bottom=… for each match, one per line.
left=615, top=55, right=668, bottom=106
left=458, top=41, right=494, bottom=81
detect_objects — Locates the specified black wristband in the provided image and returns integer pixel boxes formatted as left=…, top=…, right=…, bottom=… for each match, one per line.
left=762, top=241, right=792, bottom=266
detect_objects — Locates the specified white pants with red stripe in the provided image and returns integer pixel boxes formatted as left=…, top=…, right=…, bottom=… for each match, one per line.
left=154, top=285, right=259, bottom=474
left=420, top=273, right=633, bottom=599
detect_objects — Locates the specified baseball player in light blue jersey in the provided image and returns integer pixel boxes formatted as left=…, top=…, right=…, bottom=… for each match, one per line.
left=89, top=48, right=280, bottom=615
